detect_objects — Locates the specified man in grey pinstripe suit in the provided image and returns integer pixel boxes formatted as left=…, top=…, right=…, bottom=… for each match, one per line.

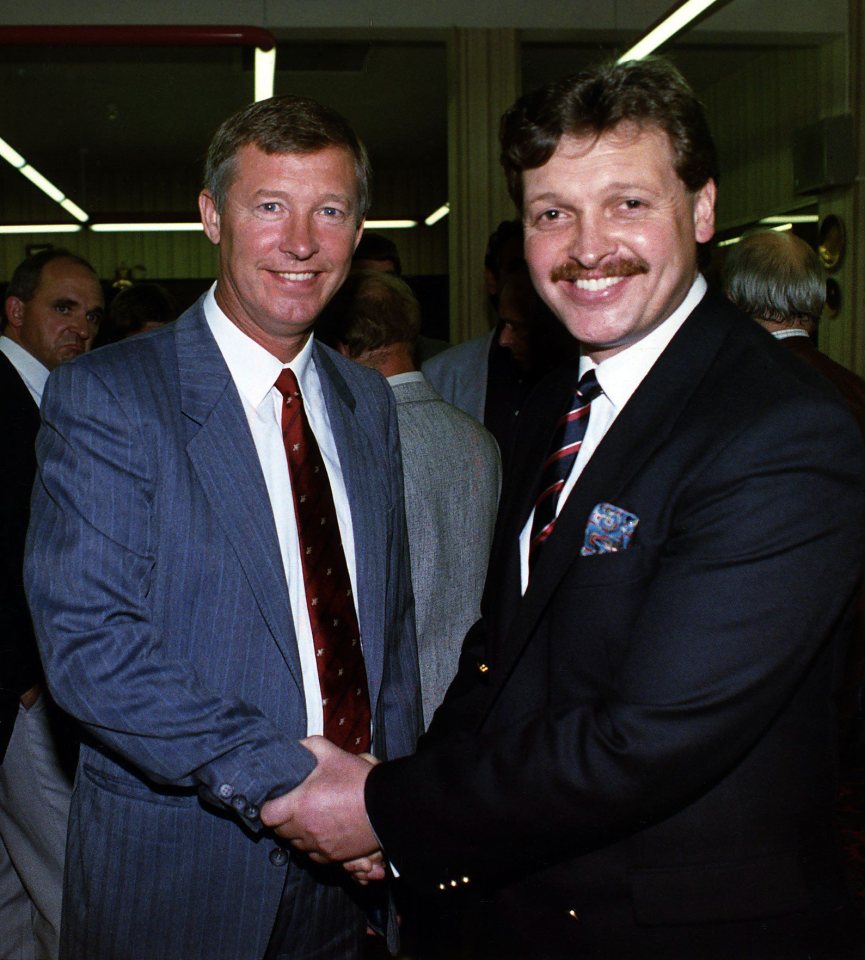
left=24, top=96, right=421, bottom=960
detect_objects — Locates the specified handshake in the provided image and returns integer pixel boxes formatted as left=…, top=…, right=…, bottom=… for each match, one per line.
left=261, top=736, right=386, bottom=884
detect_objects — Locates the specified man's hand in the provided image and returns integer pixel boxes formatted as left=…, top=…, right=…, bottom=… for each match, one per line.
left=344, top=850, right=387, bottom=885
left=261, top=736, right=381, bottom=864
left=19, top=684, right=41, bottom=710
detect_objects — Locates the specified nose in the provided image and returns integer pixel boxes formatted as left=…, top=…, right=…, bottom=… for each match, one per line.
left=567, top=212, right=616, bottom=269
left=498, top=321, right=515, bottom=349
left=279, top=214, right=318, bottom=261
left=70, top=309, right=91, bottom=340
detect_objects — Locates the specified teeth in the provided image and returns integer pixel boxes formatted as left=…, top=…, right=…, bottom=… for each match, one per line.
left=277, top=272, right=315, bottom=281
left=574, top=276, right=625, bottom=291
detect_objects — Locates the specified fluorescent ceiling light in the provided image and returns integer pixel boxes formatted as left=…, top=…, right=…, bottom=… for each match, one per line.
left=254, top=46, right=276, bottom=102
left=60, top=198, right=89, bottom=223
left=618, top=0, right=724, bottom=62
left=365, top=219, right=418, bottom=229
left=424, top=203, right=450, bottom=226
left=0, top=223, right=83, bottom=235
left=0, top=133, right=90, bottom=222
left=0, top=136, right=25, bottom=168
left=759, top=215, right=818, bottom=224
left=718, top=222, right=793, bottom=248
left=19, top=165, right=66, bottom=203
left=90, top=222, right=204, bottom=233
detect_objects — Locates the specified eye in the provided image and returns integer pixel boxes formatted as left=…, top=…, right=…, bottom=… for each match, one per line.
left=54, top=304, right=71, bottom=315
left=531, top=208, right=565, bottom=228
left=622, top=198, right=645, bottom=211
left=87, top=311, right=103, bottom=327
left=258, top=201, right=281, bottom=215
left=320, top=206, right=348, bottom=221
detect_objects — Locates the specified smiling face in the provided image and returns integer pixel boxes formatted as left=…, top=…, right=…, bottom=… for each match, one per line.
left=199, top=143, right=364, bottom=361
left=522, top=123, right=715, bottom=363
left=5, top=257, right=104, bottom=370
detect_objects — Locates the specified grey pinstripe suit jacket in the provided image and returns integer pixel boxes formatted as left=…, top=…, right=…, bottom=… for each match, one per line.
left=390, top=376, right=500, bottom=727
left=24, top=299, right=422, bottom=960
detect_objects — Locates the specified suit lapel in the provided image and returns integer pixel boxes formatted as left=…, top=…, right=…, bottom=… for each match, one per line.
left=480, top=294, right=737, bottom=719
left=175, top=303, right=304, bottom=692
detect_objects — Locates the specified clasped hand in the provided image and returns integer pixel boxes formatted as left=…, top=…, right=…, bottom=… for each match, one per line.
left=261, top=736, right=386, bottom=883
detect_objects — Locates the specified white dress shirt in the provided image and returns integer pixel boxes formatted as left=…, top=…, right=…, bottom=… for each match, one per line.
left=0, top=335, right=50, bottom=406
left=519, top=275, right=708, bottom=592
left=204, top=285, right=359, bottom=736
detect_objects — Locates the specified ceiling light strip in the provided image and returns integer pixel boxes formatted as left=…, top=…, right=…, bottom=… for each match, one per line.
left=424, top=203, right=450, bottom=226
left=0, top=135, right=89, bottom=223
left=365, top=219, right=418, bottom=229
left=255, top=47, right=276, bottom=102
left=618, top=0, right=724, bottom=62
left=0, top=224, right=83, bottom=235
left=90, top=222, right=204, bottom=233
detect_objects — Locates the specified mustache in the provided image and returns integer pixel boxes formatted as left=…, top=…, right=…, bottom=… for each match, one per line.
left=550, top=260, right=649, bottom=283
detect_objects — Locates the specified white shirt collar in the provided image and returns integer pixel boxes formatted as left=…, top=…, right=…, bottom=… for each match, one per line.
left=203, top=283, right=316, bottom=409
left=581, top=274, right=707, bottom=413
left=0, top=334, right=50, bottom=406
left=771, top=328, right=811, bottom=341
left=387, top=371, right=425, bottom=387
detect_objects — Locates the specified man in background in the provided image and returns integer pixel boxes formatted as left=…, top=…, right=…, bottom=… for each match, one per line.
left=722, top=229, right=865, bottom=438
left=423, top=220, right=575, bottom=458
left=321, top=270, right=500, bottom=727
left=723, top=228, right=865, bottom=759
left=0, top=248, right=103, bottom=960
left=25, top=96, right=420, bottom=960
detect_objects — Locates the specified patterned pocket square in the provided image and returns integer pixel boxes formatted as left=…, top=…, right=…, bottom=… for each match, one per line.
left=581, top=502, right=639, bottom=555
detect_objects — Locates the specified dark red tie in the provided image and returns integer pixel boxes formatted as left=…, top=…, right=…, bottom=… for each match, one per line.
left=275, top=369, right=371, bottom=754
left=529, top=368, right=602, bottom=569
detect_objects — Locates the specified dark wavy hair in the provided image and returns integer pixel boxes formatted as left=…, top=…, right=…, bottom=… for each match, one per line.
left=500, top=57, right=719, bottom=209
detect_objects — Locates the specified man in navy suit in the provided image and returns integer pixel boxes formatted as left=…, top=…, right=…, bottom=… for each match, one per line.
left=263, top=60, right=865, bottom=959
left=25, top=96, right=420, bottom=960
left=1, top=249, right=103, bottom=960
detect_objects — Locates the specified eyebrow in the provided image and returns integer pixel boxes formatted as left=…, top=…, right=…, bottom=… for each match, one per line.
left=252, top=188, right=355, bottom=207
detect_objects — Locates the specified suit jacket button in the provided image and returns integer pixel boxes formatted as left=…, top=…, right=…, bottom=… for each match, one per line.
left=269, top=847, right=288, bottom=867
left=218, top=784, right=233, bottom=799
left=231, top=795, right=246, bottom=812
left=245, top=804, right=259, bottom=820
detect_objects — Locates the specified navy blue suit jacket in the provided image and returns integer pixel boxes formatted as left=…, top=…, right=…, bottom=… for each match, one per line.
left=366, top=292, right=865, bottom=956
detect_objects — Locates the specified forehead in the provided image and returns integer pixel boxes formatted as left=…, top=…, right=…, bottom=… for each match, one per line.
left=229, top=143, right=359, bottom=197
left=35, top=259, right=102, bottom=300
left=526, top=123, right=679, bottom=193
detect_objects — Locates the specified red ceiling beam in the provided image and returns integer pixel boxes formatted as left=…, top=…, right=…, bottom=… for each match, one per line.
left=0, top=25, right=275, bottom=50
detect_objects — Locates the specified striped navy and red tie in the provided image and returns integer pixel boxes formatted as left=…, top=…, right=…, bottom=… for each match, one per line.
left=529, top=368, right=602, bottom=569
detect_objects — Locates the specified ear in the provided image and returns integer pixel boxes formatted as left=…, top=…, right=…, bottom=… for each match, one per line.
left=353, top=219, right=365, bottom=253
left=693, top=179, right=716, bottom=245
left=483, top=267, right=498, bottom=297
left=198, top=190, right=221, bottom=246
left=5, top=296, right=25, bottom=331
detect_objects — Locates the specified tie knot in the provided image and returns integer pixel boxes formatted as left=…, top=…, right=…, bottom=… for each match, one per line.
left=575, top=368, right=602, bottom=404
left=275, top=368, right=301, bottom=404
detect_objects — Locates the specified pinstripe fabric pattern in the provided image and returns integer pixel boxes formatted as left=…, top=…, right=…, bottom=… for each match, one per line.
left=24, top=298, right=421, bottom=960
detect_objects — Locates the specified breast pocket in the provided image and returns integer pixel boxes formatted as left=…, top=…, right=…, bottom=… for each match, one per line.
left=547, top=546, right=655, bottom=685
